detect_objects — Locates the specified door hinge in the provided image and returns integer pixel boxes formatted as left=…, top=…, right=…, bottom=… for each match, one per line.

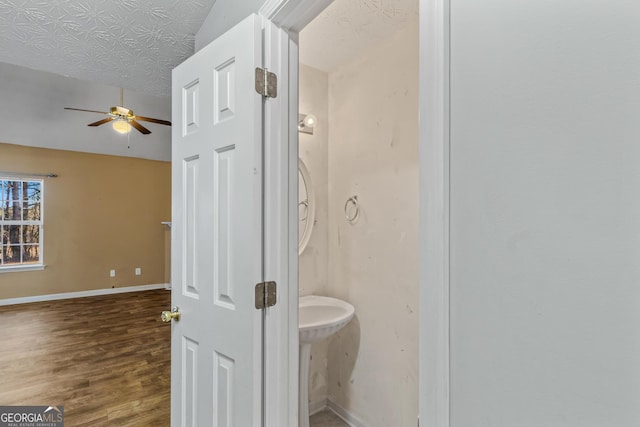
left=255, top=281, right=277, bottom=309
left=255, top=67, right=277, bottom=98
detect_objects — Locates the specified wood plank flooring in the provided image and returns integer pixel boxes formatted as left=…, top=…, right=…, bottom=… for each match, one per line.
left=0, top=289, right=171, bottom=426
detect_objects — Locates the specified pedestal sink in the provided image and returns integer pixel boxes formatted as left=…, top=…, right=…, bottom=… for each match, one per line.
left=299, top=295, right=355, bottom=427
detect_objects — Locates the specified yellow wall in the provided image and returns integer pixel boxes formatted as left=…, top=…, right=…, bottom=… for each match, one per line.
left=0, top=143, right=171, bottom=299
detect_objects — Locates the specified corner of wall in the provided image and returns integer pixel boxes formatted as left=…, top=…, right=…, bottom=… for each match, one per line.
left=298, top=62, right=330, bottom=405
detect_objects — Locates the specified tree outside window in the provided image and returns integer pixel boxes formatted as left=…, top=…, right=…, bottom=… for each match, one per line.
left=0, top=179, right=43, bottom=269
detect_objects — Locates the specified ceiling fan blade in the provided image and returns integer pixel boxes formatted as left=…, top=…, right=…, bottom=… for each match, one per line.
left=130, top=120, right=151, bottom=134
left=88, top=117, right=115, bottom=127
left=134, top=115, right=171, bottom=126
left=65, top=107, right=110, bottom=115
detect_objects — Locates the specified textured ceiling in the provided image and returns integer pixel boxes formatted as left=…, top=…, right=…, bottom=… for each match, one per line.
left=299, top=0, right=418, bottom=72
left=0, top=0, right=215, bottom=97
left=0, top=0, right=417, bottom=98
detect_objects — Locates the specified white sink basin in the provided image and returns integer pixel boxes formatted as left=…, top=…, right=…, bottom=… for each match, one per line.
left=298, top=295, right=355, bottom=427
left=299, top=295, right=355, bottom=344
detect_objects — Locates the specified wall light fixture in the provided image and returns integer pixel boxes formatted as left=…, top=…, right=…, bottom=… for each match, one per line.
left=298, top=113, right=317, bottom=135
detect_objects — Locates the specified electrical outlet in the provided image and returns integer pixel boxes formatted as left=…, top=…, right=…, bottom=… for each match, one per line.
left=110, top=269, right=116, bottom=278
left=135, top=267, right=141, bottom=276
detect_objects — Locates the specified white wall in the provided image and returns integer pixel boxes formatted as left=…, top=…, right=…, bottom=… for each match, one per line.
left=194, top=0, right=266, bottom=51
left=0, top=62, right=171, bottom=161
left=299, top=63, right=330, bottom=405
left=449, top=0, right=640, bottom=425
left=326, top=20, right=419, bottom=426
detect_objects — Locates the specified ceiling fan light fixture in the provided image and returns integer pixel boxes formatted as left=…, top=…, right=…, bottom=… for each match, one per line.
left=65, top=88, right=170, bottom=135
left=112, top=118, right=132, bottom=134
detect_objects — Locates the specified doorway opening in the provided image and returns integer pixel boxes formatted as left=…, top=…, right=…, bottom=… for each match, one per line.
left=296, top=1, right=419, bottom=425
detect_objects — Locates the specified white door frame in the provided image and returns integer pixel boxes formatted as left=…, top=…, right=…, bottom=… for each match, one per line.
left=419, top=0, right=451, bottom=426
left=259, top=13, right=298, bottom=427
left=254, top=0, right=451, bottom=425
left=257, top=2, right=337, bottom=426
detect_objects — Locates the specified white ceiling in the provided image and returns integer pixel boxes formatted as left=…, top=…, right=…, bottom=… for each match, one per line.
left=0, top=0, right=417, bottom=98
left=0, top=61, right=172, bottom=161
left=0, top=0, right=418, bottom=96
left=0, top=0, right=215, bottom=98
left=299, top=0, right=418, bottom=72
left=0, top=0, right=418, bottom=162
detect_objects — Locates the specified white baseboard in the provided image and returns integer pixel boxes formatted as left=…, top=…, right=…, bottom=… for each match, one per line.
left=309, top=398, right=328, bottom=416
left=327, top=398, right=367, bottom=427
left=0, top=283, right=170, bottom=306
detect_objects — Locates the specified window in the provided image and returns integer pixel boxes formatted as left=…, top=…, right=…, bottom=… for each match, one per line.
left=0, top=178, right=43, bottom=270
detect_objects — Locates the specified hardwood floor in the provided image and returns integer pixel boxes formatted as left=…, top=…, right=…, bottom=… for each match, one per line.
left=0, top=289, right=171, bottom=426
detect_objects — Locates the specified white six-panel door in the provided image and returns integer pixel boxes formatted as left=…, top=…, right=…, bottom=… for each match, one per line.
left=170, top=14, right=264, bottom=427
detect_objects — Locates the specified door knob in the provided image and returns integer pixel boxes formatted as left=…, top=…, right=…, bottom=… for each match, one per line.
left=161, top=307, right=180, bottom=322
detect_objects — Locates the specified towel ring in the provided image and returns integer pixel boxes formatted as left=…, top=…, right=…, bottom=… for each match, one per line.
left=298, top=199, right=309, bottom=221
left=345, top=196, right=359, bottom=222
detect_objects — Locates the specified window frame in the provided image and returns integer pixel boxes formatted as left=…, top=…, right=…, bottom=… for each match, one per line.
left=0, top=177, right=44, bottom=272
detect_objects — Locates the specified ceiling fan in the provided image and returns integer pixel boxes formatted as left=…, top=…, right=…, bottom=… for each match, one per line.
left=64, top=88, right=171, bottom=135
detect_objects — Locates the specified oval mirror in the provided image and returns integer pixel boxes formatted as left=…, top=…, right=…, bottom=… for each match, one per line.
left=298, top=158, right=315, bottom=254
